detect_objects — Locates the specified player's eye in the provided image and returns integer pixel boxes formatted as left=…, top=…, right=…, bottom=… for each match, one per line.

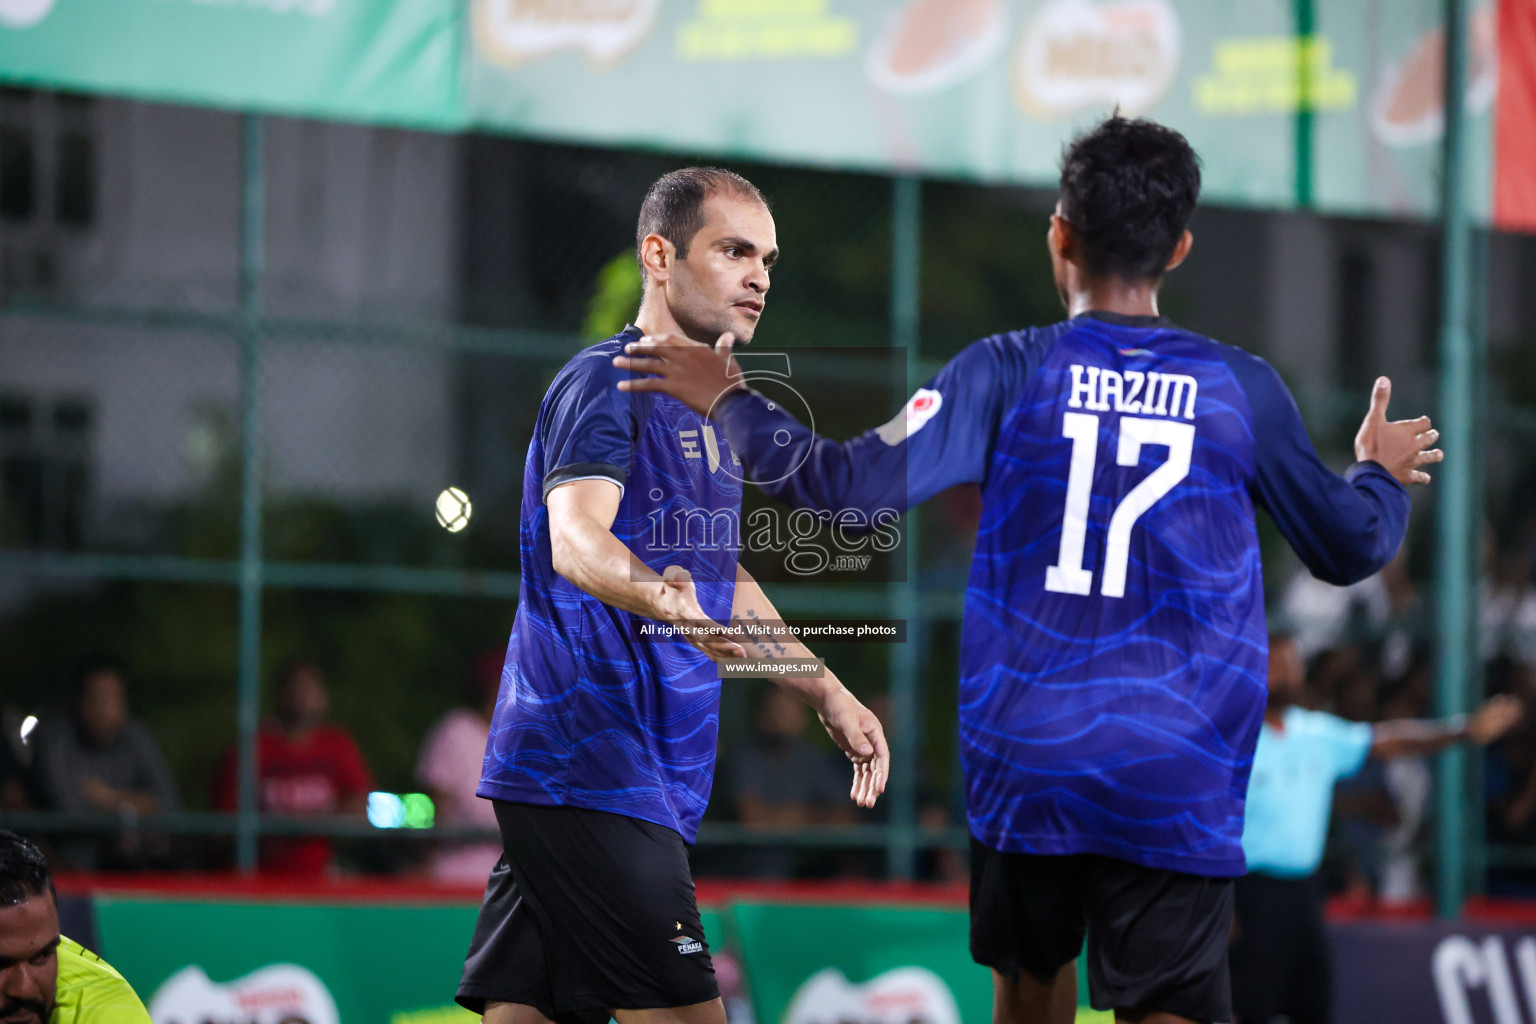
left=724, top=247, right=740, bottom=258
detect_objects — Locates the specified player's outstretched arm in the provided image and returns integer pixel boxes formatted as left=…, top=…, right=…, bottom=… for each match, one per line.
left=547, top=478, right=745, bottom=662
left=1369, top=693, right=1523, bottom=760
left=613, top=333, right=1011, bottom=516
left=1232, top=356, right=1434, bottom=586
left=731, top=564, right=889, bottom=808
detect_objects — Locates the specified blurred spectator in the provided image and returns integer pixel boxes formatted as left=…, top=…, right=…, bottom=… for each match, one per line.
left=1231, top=633, right=1521, bottom=1024
left=28, top=661, right=179, bottom=870
left=414, top=649, right=502, bottom=885
left=731, top=686, right=854, bottom=877
left=213, top=661, right=374, bottom=876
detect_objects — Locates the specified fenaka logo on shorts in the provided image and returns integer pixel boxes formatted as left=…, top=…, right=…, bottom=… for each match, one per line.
left=671, top=934, right=705, bottom=955
left=875, top=388, right=943, bottom=446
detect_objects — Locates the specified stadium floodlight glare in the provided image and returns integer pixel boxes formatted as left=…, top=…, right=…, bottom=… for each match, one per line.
left=367, top=792, right=406, bottom=829
left=18, top=715, right=37, bottom=744
left=367, top=791, right=436, bottom=829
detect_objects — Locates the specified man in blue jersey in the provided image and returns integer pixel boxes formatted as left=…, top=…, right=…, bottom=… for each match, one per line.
left=1232, top=633, right=1519, bottom=1024
left=613, top=117, right=1443, bottom=1024
left=456, top=167, right=889, bottom=1024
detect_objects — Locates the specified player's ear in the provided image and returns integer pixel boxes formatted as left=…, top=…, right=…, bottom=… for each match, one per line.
left=1048, top=214, right=1074, bottom=263
left=1165, top=229, right=1193, bottom=271
left=640, top=233, right=674, bottom=283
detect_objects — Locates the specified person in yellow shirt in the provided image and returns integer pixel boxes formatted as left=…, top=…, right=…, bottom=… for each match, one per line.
left=0, top=830, right=149, bottom=1024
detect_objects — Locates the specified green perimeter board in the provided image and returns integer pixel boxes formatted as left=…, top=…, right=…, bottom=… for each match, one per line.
left=94, top=896, right=726, bottom=1024
left=729, top=900, right=991, bottom=1022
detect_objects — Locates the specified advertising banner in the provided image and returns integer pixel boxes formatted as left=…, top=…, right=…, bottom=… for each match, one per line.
left=0, top=0, right=1513, bottom=221
left=0, top=0, right=460, bottom=128
left=1332, top=919, right=1536, bottom=1024
left=727, top=900, right=992, bottom=1024
left=461, top=0, right=1494, bottom=220
left=95, top=895, right=730, bottom=1024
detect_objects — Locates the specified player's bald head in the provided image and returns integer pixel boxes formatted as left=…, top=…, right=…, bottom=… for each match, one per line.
left=636, top=167, right=768, bottom=280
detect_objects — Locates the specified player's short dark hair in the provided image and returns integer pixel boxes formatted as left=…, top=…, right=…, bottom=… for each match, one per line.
left=0, top=831, right=53, bottom=907
left=636, top=168, right=767, bottom=279
left=1058, top=115, right=1201, bottom=282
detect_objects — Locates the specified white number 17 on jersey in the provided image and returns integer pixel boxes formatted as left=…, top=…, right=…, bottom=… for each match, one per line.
left=1045, top=412, right=1195, bottom=599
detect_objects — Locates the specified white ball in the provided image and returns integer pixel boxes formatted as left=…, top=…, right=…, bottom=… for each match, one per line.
left=435, top=486, right=472, bottom=533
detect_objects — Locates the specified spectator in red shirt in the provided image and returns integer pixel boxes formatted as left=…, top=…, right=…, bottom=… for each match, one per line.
left=213, top=661, right=373, bottom=875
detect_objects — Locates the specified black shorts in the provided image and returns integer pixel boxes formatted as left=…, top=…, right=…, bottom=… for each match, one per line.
left=1229, top=872, right=1331, bottom=1024
left=970, top=839, right=1234, bottom=1023
left=456, top=801, right=719, bottom=1023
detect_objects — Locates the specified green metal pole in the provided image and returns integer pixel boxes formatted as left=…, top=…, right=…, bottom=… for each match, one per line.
left=888, top=175, right=923, bottom=880
left=236, top=114, right=265, bottom=873
left=1434, top=0, right=1475, bottom=921
left=1293, top=0, right=1315, bottom=207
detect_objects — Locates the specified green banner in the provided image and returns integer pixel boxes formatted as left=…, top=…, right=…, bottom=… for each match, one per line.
left=462, top=0, right=1492, bottom=218
left=0, top=0, right=1495, bottom=217
left=0, top=0, right=460, bottom=128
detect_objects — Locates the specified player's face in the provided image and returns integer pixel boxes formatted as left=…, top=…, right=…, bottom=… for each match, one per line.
left=0, top=892, right=59, bottom=1024
left=665, top=194, right=777, bottom=344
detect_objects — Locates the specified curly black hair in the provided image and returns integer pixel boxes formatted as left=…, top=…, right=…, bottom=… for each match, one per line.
left=1059, top=115, right=1202, bottom=282
left=0, top=831, right=52, bottom=907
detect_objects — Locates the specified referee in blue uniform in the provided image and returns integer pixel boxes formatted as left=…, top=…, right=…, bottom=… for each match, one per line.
left=1232, top=631, right=1522, bottom=1024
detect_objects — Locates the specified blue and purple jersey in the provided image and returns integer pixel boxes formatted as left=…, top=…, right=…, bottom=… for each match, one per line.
left=712, top=311, right=1409, bottom=875
left=478, top=328, right=743, bottom=843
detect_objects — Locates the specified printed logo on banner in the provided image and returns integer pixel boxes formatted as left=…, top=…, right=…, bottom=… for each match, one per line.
left=1012, top=0, right=1181, bottom=118
left=1370, top=4, right=1498, bottom=148
left=865, top=0, right=1011, bottom=96
left=474, top=0, right=660, bottom=69
left=0, top=0, right=54, bottom=29
left=783, top=966, right=961, bottom=1024
left=1433, top=933, right=1536, bottom=1024
left=147, top=963, right=340, bottom=1024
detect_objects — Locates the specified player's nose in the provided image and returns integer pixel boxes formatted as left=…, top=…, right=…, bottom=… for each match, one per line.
left=745, top=260, right=769, bottom=294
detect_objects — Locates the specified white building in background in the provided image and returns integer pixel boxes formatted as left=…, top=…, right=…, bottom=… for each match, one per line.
left=0, top=93, right=459, bottom=551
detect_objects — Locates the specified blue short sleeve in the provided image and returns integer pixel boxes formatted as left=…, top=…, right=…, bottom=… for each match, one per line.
left=540, top=340, right=652, bottom=501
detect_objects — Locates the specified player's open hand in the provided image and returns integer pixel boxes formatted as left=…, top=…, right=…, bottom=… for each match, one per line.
left=612, top=333, right=745, bottom=417
left=655, top=565, right=746, bottom=662
left=1468, top=693, right=1524, bottom=745
left=814, top=685, right=890, bottom=809
left=1354, top=376, right=1443, bottom=486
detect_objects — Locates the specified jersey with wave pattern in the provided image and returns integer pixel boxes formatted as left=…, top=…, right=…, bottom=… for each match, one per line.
left=708, top=312, right=1407, bottom=873
left=963, top=317, right=1267, bottom=875
left=478, top=330, right=742, bottom=843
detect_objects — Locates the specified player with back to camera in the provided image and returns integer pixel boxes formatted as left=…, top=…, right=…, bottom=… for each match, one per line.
left=614, top=117, right=1444, bottom=1024
left=0, top=830, right=151, bottom=1024
left=455, top=168, right=890, bottom=1024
